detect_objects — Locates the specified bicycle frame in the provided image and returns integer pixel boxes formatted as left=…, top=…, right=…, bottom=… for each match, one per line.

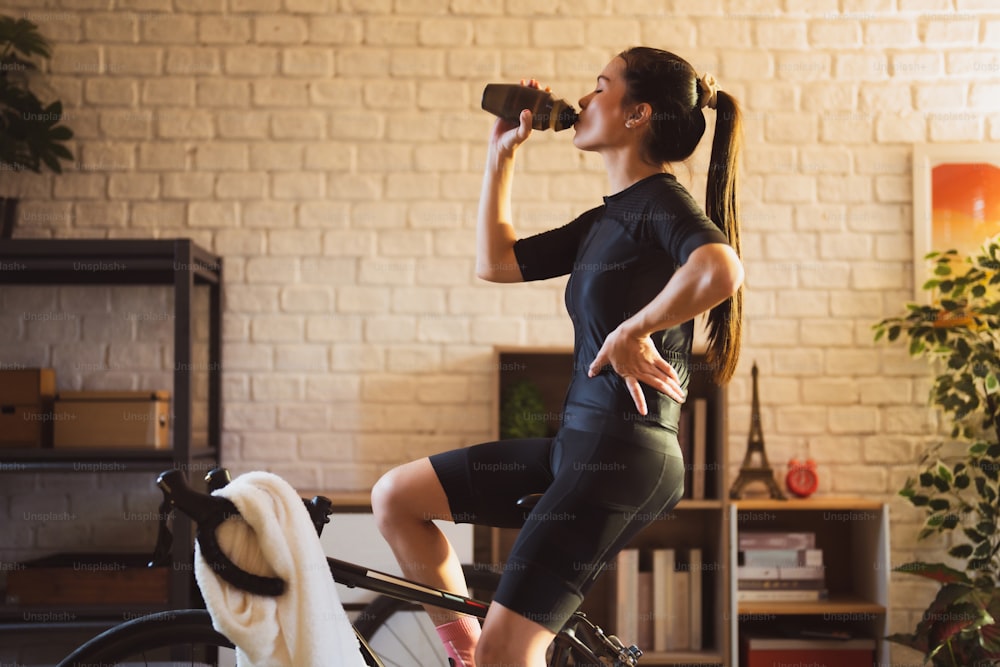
left=156, top=469, right=641, bottom=667
left=328, top=555, right=637, bottom=666
left=328, top=554, right=490, bottom=618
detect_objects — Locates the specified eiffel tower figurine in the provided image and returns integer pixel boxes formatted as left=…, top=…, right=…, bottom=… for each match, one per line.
left=729, top=362, right=786, bottom=500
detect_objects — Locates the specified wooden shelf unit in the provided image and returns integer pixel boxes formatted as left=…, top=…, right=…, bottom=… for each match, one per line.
left=730, top=498, right=890, bottom=666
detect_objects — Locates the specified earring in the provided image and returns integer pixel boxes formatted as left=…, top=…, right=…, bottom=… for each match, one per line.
left=625, top=120, right=635, bottom=128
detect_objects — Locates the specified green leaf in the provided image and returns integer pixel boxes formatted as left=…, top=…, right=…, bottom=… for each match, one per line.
left=48, top=126, right=72, bottom=141
left=894, top=561, right=972, bottom=585
left=954, top=474, right=970, bottom=489
left=936, top=263, right=953, bottom=276
left=929, top=498, right=951, bottom=511
left=950, top=543, right=974, bottom=559
left=938, top=463, right=953, bottom=484
left=976, top=521, right=995, bottom=535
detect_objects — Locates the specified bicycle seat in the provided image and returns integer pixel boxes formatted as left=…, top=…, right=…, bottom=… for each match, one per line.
left=516, top=493, right=543, bottom=510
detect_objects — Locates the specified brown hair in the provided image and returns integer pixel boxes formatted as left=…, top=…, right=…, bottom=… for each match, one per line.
left=618, top=47, right=744, bottom=384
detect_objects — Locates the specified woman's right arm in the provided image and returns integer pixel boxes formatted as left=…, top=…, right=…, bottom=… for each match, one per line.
left=475, top=109, right=534, bottom=283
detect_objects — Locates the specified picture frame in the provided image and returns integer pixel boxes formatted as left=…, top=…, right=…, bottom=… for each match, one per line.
left=912, top=143, right=1000, bottom=301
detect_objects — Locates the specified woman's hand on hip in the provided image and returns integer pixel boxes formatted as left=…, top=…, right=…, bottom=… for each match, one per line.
left=588, top=326, right=686, bottom=415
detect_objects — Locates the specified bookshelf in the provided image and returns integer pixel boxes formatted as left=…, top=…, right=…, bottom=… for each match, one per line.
left=729, top=498, right=890, bottom=667
left=479, top=347, right=730, bottom=666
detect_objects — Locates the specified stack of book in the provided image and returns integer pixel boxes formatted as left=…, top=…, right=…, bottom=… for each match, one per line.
left=614, top=547, right=704, bottom=653
left=737, top=531, right=827, bottom=602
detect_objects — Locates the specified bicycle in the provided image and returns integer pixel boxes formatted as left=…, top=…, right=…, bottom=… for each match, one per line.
left=58, top=468, right=644, bottom=667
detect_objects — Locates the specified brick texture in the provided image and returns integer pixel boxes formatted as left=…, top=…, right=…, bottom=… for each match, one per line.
left=2, top=5, right=999, bottom=661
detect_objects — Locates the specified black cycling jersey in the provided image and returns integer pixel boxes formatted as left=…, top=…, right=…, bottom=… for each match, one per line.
left=514, top=171, right=728, bottom=433
left=430, top=172, right=731, bottom=632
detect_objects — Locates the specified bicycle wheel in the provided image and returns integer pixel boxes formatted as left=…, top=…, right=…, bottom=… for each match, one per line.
left=354, top=565, right=501, bottom=667
left=58, top=608, right=381, bottom=667
left=57, top=609, right=235, bottom=666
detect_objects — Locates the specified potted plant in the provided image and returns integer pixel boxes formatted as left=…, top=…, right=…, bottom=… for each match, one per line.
left=874, top=236, right=1000, bottom=666
left=0, top=15, right=75, bottom=238
left=500, top=380, right=549, bottom=440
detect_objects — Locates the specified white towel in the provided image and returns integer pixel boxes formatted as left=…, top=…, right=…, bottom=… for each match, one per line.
left=194, top=470, right=364, bottom=667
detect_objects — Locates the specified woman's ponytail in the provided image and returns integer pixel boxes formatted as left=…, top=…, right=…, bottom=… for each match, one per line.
left=703, top=89, right=743, bottom=385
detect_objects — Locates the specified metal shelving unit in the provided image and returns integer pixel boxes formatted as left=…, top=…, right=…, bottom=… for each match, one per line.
left=0, top=238, right=223, bottom=642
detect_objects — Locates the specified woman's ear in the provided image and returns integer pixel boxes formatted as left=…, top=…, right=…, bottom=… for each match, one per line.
left=629, top=102, right=652, bottom=127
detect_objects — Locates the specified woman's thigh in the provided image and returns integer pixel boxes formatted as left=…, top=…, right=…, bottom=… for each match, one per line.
left=493, top=426, right=685, bottom=631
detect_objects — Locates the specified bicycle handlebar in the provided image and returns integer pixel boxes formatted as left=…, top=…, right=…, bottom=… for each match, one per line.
left=156, top=469, right=290, bottom=596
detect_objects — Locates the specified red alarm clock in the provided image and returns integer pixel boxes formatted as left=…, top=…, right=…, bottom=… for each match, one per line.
left=786, top=459, right=819, bottom=498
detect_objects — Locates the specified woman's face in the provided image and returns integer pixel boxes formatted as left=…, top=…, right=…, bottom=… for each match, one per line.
left=573, top=57, right=634, bottom=152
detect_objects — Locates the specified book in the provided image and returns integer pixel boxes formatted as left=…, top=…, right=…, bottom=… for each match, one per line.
left=614, top=549, right=640, bottom=643
left=738, top=578, right=827, bottom=590
left=775, top=565, right=827, bottom=580
left=677, top=409, right=692, bottom=498
left=737, top=565, right=826, bottom=581
left=742, top=636, right=876, bottom=667
left=738, top=531, right=816, bottom=550
left=691, top=398, right=707, bottom=499
left=744, top=637, right=876, bottom=650
left=636, top=570, right=653, bottom=651
left=672, top=569, right=691, bottom=650
left=739, top=548, right=823, bottom=568
left=652, top=548, right=675, bottom=652
left=687, top=547, right=702, bottom=650
left=737, top=588, right=829, bottom=602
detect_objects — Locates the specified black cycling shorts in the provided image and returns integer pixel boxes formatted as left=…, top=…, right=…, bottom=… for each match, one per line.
left=429, top=422, right=685, bottom=633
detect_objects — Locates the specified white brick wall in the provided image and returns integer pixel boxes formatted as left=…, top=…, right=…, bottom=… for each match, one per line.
left=2, top=1, right=999, bottom=662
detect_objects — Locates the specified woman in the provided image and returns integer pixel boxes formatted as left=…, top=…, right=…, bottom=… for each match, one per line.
left=372, top=47, right=745, bottom=667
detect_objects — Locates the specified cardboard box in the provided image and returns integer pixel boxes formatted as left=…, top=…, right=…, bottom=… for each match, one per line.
left=53, top=391, right=171, bottom=449
left=6, top=553, right=169, bottom=606
left=0, top=368, right=56, bottom=405
left=0, top=405, right=49, bottom=448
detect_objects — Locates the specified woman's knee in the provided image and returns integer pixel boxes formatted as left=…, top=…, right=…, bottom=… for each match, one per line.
left=370, top=458, right=449, bottom=532
left=476, top=604, right=553, bottom=667
left=370, top=466, right=408, bottom=532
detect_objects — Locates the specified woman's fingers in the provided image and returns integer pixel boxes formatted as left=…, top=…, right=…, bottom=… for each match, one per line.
left=590, top=351, right=686, bottom=406
left=624, top=376, right=647, bottom=415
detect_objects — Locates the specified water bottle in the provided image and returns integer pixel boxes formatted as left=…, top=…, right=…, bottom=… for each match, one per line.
left=481, top=83, right=579, bottom=132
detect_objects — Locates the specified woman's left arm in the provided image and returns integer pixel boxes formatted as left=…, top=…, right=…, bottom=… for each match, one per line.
left=588, top=243, right=744, bottom=414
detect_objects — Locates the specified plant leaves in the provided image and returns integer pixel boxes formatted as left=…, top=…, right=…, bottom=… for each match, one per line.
left=894, top=562, right=972, bottom=585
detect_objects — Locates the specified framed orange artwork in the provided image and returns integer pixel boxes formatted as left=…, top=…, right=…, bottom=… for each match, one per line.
left=912, top=144, right=1000, bottom=301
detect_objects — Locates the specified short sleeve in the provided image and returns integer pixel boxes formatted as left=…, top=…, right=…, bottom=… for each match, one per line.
left=512, top=207, right=601, bottom=282
left=643, top=178, right=729, bottom=265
